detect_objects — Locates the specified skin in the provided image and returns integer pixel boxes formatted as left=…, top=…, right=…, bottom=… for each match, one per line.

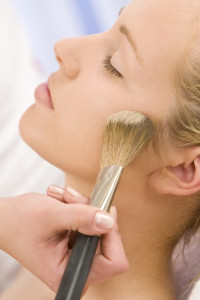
left=19, top=0, right=200, bottom=299
left=19, top=0, right=185, bottom=184
left=0, top=188, right=128, bottom=299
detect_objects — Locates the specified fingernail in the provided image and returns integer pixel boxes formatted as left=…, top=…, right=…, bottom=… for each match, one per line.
left=49, top=184, right=64, bottom=195
left=95, top=212, right=115, bottom=230
left=66, top=186, right=83, bottom=198
left=110, top=206, right=117, bottom=221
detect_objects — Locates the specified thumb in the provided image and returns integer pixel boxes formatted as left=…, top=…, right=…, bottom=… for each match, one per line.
left=58, top=203, right=115, bottom=236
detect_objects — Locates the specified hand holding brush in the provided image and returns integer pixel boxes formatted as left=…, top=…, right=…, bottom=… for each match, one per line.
left=55, top=111, right=154, bottom=300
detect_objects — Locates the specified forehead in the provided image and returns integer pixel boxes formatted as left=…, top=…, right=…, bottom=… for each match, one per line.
left=116, top=0, right=199, bottom=121
left=121, top=0, right=198, bottom=64
left=118, top=0, right=198, bottom=85
left=126, top=0, right=198, bottom=23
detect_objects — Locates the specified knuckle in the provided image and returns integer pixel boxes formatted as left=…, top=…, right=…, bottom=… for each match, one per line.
left=64, top=204, right=96, bottom=234
left=64, top=190, right=71, bottom=201
left=120, top=258, right=130, bottom=273
left=71, top=206, right=88, bottom=231
left=112, top=257, right=130, bottom=275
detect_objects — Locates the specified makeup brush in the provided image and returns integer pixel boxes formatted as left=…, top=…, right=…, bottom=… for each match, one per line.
left=55, top=111, right=154, bottom=300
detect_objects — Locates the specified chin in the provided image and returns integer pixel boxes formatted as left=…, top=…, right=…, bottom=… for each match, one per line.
left=19, top=106, right=101, bottom=181
left=19, top=106, right=50, bottom=162
left=19, top=109, right=75, bottom=174
left=19, top=105, right=35, bottom=147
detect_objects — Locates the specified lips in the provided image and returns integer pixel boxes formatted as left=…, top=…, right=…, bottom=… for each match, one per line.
left=34, top=82, right=54, bottom=109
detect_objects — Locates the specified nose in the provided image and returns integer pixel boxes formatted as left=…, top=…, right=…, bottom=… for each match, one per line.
left=54, top=38, right=80, bottom=79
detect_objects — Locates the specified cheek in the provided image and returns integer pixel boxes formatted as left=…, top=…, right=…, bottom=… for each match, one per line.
left=19, top=105, right=59, bottom=163
left=54, top=99, right=106, bottom=177
left=19, top=74, right=139, bottom=181
left=53, top=78, right=141, bottom=176
left=20, top=102, right=106, bottom=180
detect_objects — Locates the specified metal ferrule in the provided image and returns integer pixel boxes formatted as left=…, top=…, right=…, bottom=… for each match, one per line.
left=90, top=165, right=123, bottom=212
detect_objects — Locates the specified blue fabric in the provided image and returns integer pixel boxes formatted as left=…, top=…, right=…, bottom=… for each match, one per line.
left=73, top=0, right=103, bottom=34
left=11, top=0, right=130, bottom=75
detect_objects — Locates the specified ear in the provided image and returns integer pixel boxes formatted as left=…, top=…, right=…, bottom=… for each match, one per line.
left=148, top=148, right=200, bottom=196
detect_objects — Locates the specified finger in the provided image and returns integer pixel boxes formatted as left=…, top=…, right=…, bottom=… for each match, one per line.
left=64, top=187, right=89, bottom=204
left=58, top=203, right=115, bottom=236
left=90, top=228, right=129, bottom=284
left=47, top=184, right=89, bottom=204
left=47, top=185, right=65, bottom=202
left=94, top=206, right=117, bottom=256
left=88, top=208, right=129, bottom=285
left=99, top=207, right=128, bottom=271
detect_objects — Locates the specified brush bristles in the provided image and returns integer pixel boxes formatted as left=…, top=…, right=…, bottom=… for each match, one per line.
left=101, top=111, right=154, bottom=168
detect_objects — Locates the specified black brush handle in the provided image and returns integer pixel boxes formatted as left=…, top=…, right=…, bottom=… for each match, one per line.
left=55, top=233, right=99, bottom=300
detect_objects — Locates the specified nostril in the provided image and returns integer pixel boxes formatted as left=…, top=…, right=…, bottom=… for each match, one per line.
left=54, top=42, right=80, bottom=79
left=56, top=55, right=62, bottom=65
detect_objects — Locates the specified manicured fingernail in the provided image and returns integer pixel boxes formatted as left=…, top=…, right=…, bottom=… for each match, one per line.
left=110, top=206, right=117, bottom=221
left=95, top=212, right=115, bottom=230
left=66, top=186, right=83, bottom=198
left=49, top=184, right=64, bottom=195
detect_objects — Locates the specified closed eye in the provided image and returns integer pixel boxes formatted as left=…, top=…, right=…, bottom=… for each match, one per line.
left=103, top=56, right=123, bottom=78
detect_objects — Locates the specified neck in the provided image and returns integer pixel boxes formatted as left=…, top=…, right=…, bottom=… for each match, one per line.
left=65, top=168, right=178, bottom=300
left=83, top=222, right=176, bottom=300
left=84, top=207, right=176, bottom=300
left=65, top=172, right=95, bottom=196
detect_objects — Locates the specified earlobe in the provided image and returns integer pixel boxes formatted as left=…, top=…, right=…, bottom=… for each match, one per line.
left=148, top=155, right=200, bottom=196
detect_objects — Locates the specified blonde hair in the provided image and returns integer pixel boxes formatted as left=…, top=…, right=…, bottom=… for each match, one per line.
left=166, top=37, right=200, bottom=237
left=168, top=48, right=200, bottom=148
left=167, top=0, right=200, bottom=148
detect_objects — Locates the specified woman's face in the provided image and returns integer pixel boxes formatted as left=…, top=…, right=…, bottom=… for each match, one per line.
left=20, top=0, right=197, bottom=180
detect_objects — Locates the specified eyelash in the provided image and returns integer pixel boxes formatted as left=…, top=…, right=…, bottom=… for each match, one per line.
left=103, top=56, right=123, bottom=78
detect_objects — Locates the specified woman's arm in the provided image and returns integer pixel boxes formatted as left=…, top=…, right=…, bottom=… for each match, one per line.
left=0, top=268, right=55, bottom=300
left=0, top=190, right=128, bottom=294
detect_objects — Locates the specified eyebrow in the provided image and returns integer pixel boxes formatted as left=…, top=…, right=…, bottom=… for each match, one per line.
left=119, top=25, right=143, bottom=65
